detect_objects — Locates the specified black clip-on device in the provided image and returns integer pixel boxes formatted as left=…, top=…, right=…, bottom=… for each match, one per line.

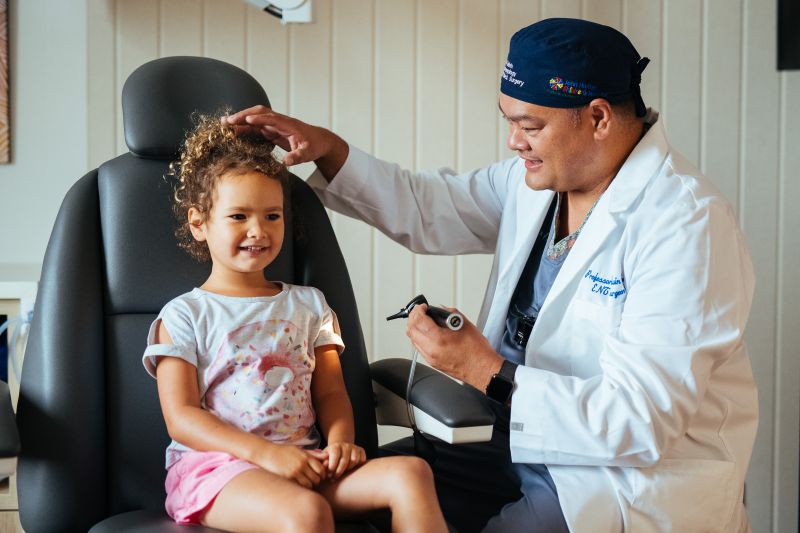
left=386, top=295, right=464, bottom=464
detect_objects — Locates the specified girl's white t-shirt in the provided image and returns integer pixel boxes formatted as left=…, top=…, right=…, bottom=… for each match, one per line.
left=142, top=284, right=345, bottom=468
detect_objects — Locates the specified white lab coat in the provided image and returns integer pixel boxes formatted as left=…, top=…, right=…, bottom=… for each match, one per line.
left=308, top=112, right=758, bottom=533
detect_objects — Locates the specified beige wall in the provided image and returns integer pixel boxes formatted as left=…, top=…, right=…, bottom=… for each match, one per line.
left=2, top=0, right=798, bottom=530
left=0, top=1, right=87, bottom=270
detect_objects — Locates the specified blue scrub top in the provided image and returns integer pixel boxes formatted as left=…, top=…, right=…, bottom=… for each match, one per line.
left=499, top=197, right=566, bottom=364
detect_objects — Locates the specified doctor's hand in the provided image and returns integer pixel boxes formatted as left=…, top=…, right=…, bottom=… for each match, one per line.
left=406, top=304, right=504, bottom=392
left=223, top=106, right=349, bottom=179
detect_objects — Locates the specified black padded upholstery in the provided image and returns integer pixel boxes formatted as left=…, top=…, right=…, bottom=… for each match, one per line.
left=16, top=56, right=378, bottom=532
left=88, top=510, right=378, bottom=533
left=122, top=56, right=270, bottom=158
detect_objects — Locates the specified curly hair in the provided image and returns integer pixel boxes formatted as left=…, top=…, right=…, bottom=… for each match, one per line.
left=169, top=111, right=290, bottom=262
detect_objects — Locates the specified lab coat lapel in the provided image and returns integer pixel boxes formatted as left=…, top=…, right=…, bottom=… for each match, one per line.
left=503, top=184, right=555, bottom=281
left=483, top=185, right=554, bottom=346
left=532, top=114, right=670, bottom=332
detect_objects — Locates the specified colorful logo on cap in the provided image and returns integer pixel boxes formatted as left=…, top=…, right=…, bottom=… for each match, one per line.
left=548, top=76, right=599, bottom=98
left=549, top=77, right=565, bottom=91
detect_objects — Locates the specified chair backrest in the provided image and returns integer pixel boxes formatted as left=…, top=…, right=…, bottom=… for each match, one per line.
left=16, top=56, right=377, bottom=533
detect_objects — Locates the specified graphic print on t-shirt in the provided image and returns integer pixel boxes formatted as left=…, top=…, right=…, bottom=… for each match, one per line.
left=203, top=319, right=315, bottom=443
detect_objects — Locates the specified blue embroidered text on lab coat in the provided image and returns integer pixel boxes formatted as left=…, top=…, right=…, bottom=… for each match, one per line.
left=584, top=269, right=626, bottom=299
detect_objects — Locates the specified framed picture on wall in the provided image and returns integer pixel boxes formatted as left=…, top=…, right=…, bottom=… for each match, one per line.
left=778, top=0, right=800, bottom=70
left=0, top=0, right=8, bottom=163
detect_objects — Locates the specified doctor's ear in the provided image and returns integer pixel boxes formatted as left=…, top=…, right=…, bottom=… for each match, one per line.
left=588, top=99, right=613, bottom=140
left=188, top=207, right=207, bottom=242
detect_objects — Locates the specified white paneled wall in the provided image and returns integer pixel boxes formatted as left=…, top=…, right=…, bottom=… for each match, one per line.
left=87, top=1, right=799, bottom=531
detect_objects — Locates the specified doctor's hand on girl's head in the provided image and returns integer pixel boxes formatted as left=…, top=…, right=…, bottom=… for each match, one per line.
left=221, top=105, right=292, bottom=152
left=222, top=106, right=315, bottom=165
left=223, top=106, right=349, bottom=177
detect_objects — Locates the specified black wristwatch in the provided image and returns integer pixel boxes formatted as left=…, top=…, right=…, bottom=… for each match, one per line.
left=485, top=359, right=518, bottom=405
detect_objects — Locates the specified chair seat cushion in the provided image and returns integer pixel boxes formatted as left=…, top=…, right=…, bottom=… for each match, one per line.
left=88, top=508, right=382, bottom=533
left=89, top=509, right=224, bottom=532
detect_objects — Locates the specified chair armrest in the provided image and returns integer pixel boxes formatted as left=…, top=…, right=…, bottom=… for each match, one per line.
left=370, top=358, right=495, bottom=444
left=0, top=380, right=20, bottom=478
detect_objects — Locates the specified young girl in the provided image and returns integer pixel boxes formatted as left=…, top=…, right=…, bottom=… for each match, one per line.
left=142, top=114, right=447, bottom=533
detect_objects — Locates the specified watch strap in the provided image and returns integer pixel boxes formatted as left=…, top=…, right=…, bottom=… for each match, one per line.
left=498, top=359, right=518, bottom=382
left=486, top=359, right=518, bottom=404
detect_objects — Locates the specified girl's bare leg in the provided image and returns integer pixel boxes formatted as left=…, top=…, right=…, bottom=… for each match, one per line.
left=318, top=456, right=448, bottom=533
left=201, top=469, right=334, bottom=533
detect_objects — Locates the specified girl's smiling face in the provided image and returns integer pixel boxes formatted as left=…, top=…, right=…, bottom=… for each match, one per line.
left=189, top=169, right=285, bottom=281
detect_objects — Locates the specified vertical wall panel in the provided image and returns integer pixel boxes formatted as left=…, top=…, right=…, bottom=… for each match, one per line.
left=373, top=0, right=417, bottom=445
left=776, top=70, right=800, bottom=533
left=288, top=0, right=332, bottom=180
left=116, top=0, right=159, bottom=154
left=331, top=0, right=375, bottom=357
left=702, top=0, right=742, bottom=208
left=159, top=0, right=203, bottom=57
left=374, top=0, right=415, bottom=361
left=458, top=0, right=499, bottom=173
left=203, top=0, right=246, bottom=68
left=87, top=0, right=116, bottom=169
left=662, top=0, right=702, bottom=166
left=457, top=0, right=499, bottom=317
left=245, top=7, right=289, bottom=113
left=541, top=0, right=580, bottom=19
left=740, top=0, right=780, bottom=530
left=415, top=0, right=457, bottom=306
left=582, top=0, right=622, bottom=29
left=623, top=0, right=661, bottom=113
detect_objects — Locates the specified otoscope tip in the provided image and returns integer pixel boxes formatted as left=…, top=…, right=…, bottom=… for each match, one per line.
left=386, top=311, right=407, bottom=321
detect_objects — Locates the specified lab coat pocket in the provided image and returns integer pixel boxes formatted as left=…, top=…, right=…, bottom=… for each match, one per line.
left=571, top=298, right=623, bottom=334
left=629, top=458, right=736, bottom=533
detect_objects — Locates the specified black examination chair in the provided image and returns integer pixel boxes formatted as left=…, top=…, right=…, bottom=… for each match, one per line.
left=0, top=56, right=492, bottom=532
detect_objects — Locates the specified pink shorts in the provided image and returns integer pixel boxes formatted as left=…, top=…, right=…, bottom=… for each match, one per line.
left=164, top=451, right=259, bottom=524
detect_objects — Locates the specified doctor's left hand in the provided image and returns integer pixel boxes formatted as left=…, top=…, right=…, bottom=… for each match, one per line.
left=406, top=304, right=504, bottom=391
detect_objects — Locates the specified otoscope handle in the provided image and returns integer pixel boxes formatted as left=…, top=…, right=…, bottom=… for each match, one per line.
left=426, top=306, right=464, bottom=331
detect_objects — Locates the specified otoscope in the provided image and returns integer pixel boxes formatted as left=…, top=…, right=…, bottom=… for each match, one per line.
left=386, top=294, right=464, bottom=331
left=386, top=295, right=464, bottom=464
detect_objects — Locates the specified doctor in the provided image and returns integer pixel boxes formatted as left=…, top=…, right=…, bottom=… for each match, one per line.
left=226, top=17, right=758, bottom=533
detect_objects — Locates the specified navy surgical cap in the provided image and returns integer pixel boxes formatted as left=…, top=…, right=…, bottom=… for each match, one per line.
left=500, top=18, right=650, bottom=117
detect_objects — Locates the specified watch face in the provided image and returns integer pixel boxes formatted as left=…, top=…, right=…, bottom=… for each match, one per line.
left=486, top=374, right=514, bottom=403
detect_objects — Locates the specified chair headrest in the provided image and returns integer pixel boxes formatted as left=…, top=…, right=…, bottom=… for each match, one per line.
left=121, top=56, right=270, bottom=159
